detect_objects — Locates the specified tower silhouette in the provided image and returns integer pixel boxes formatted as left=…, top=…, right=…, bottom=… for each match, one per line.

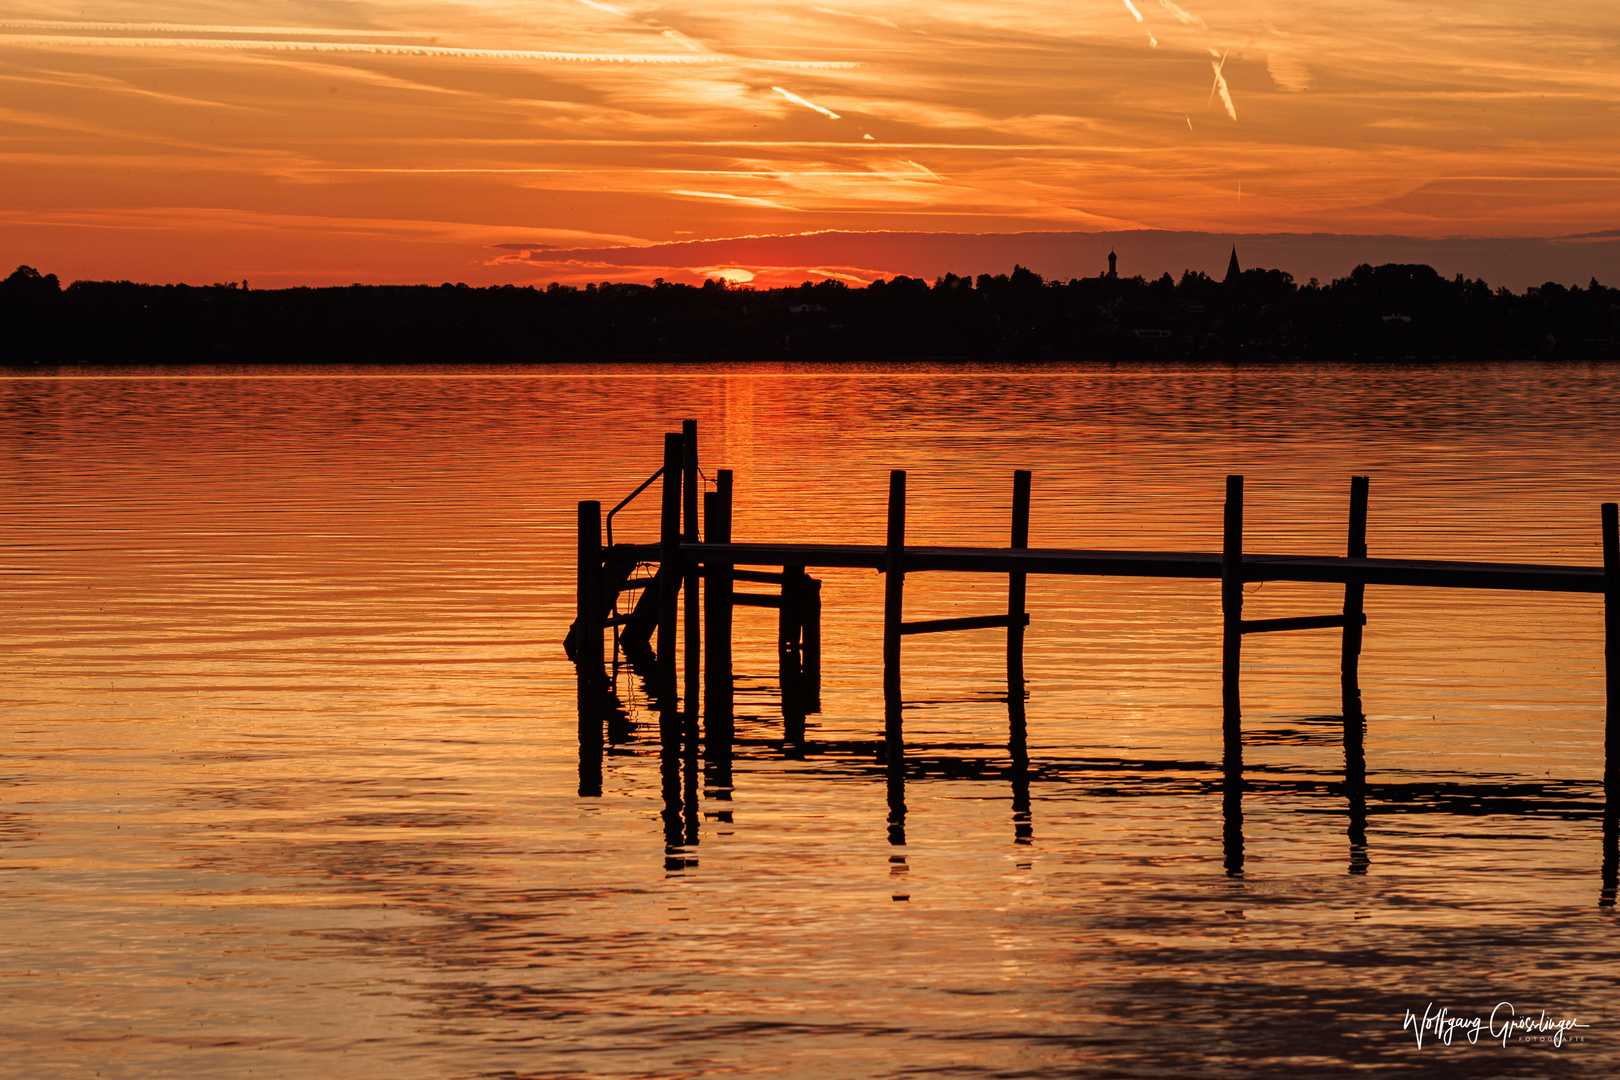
left=1224, top=246, right=1241, bottom=283
left=1107, top=250, right=1118, bottom=279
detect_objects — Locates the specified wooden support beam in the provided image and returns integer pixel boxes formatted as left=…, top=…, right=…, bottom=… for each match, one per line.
left=1221, top=475, right=1243, bottom=770
left=1008, top=469, right=1031, bottom=698
left=901, top=612, right=1031, bottom=636
left=1240, top=613, right=1367, bottom=635
left=732, top=592, right=782, bottom=608
left=1343, top=475, right=1370, bottom=788
left=654, top=540, right=1604, bottom=593
left=1604, top=501, right=1618, bottom=791
left=657, top=432, right=683, bottom=711
left=698, top=567, right=784, bottom=585
left=682, top=419, right=700, bottom=726
left=884, top=470, right=907, bottom=760
left=576, top=500, right=604, bottom=797
left=704, top=471, right=734, bottom=733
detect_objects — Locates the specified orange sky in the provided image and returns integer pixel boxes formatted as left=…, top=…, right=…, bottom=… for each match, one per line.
left=3, top=2, right=1618, bottom=287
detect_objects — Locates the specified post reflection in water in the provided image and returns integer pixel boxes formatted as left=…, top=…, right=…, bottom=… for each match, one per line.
left=1221, top=757, right=1245, bottom=880
left=1345, top=714, right=1371, bottom=876
left=1604, top=801, right=1619, bottom=909
left=1008, top=690, right=1033, bottom=846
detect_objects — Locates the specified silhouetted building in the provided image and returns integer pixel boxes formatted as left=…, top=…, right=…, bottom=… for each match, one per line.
left=1107, top=250, right=1118, bottom=279
left=1224, top=246, right=1241, bottom=283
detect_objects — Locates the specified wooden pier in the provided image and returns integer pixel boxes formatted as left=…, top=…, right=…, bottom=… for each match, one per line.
left=569, top=422, right=1620, bottom=885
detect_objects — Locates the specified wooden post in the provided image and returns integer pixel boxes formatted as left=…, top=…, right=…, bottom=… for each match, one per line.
left=1342, top=475, right=1370, bottom=787
left=704, top=474, right=734, bottom=730
left=657, top=431, right=683, bottom=712
left=1221, top=475, right=1244, bottom=772
left=682, top=420, right=700, bottom=726
left=883, top=471, right=907, bottom=758
left=1008, top=469, right=1032, bottom=698
left=1604, top=500, right=1619, bottom=905
left=1605, top=501, right=1618, bottom=791
left=1221, top=476, right=1245, bottom=873
left=576, top=500, right=604, bottom=797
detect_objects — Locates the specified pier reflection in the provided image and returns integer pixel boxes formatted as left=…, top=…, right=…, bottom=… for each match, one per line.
left=595, top=712, right=1615, bottom=898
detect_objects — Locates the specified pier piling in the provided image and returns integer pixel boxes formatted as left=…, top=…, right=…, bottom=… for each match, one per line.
left=658, top=432, right=683, bottom=712
left=1605, top=501, right=1618, bottom=789
left=683, top=421, right=701, bottom=725
left=1342, top=475, right=1370, bottom=785
left=576, top=499, right=604, bottom=797
left=704, top=472, right=734, bottom=731
left=1221, top=475, right=1244, bottom=772
left=1008, top=470, right=1032, bottom=699
left=883, top=470, right=908, bottom=759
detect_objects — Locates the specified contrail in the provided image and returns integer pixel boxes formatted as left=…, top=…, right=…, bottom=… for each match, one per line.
left=671, top=189, right=793, bottom=209
left=1157, top=0, right=1206, bottom=27
left=1209, top=51, right=1237, bottom=120
left=773, top=86, right=841, bottom=119
left=0, top=19, right=426, bottom=36
left=0, top=33, right=857, bottom=68
left=1121, top=0, right=1145, bottom=22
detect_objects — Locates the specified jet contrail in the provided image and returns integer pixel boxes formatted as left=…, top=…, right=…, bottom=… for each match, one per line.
left=1209, top=51, right=1237, bottom=120
left=0, top=33, right=857, bottom=68
left=773, top=86, right=841, bottom=119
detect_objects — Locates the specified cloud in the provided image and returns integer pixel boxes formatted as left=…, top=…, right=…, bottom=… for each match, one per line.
left=772, top=86, right=841, bottom=119
left=670, top=189, right=797, bottom=209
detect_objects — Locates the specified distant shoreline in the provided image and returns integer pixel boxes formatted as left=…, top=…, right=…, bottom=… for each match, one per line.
left=5, top=262, right=1616, bottom=365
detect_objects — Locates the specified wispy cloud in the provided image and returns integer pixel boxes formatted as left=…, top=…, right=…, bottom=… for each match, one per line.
left=671, top=189, right=796, bottom=209
left=0, top=32, right=855, bottom=69
left=772, top=86, right=841, bottom=119
left=1156, top=1, right=1206, bottom=28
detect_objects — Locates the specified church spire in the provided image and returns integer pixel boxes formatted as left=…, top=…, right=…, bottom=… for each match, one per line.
left=1224, top=245, right=1241, bottom=283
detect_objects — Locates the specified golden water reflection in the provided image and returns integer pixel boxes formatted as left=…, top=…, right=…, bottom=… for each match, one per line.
left=3, top=362, right=1618, bottom=1076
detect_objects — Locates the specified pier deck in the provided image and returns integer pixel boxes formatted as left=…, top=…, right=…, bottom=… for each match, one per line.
left=608, top=541, right=1607, bottom=594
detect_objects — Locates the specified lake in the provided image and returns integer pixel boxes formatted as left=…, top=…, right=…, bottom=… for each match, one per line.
left=2, top=361, right=1617, bottom=1077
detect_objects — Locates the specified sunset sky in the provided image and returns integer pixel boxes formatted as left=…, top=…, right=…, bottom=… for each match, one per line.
left=3, top=2, right=1618, bottom=287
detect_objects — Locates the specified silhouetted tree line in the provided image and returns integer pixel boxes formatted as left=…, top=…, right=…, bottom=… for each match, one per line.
left=3, top=260, right=1617, bottom=365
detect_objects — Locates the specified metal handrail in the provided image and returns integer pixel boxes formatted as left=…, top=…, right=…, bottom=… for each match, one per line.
left=605, top=465, right=664, bottom=549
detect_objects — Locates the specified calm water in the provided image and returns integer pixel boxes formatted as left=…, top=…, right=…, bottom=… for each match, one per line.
left=3, top=362, right=1618, bottom=1078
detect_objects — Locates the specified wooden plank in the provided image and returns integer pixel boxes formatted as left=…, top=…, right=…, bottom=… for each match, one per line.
left=901, top=612, right=1030, bottom=636
left=1243, top=553, right=1604, bottom=593
left=665, top=542, right=1603, bottom=593
left=1241, top=613, right=1367, bottom=635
